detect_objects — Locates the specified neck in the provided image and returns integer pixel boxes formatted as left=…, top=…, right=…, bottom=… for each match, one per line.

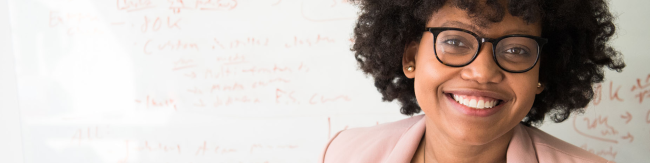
left=422, top=120, right=513, bottom=163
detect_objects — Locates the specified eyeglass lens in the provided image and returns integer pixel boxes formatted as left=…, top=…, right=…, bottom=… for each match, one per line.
left=434, top=30, right=539, bottom=72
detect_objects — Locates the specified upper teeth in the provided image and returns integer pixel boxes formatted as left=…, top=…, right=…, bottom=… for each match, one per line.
left=453, top=94, right=498, bottom=109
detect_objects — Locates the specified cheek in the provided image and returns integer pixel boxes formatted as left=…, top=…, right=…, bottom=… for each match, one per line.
left=513, top=85, right=536, bottom=115
left=413, top=46, right=456, bottom=113
left=509, top=72, right=540, bottom=116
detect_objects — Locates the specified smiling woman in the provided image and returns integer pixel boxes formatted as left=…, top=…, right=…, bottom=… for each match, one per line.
left=320, top=0, right=625, bottom=163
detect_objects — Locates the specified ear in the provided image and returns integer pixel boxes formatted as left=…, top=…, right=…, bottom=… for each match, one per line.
left=402, top=41, right=419, bottom=79
left=535, top=83, right=544, bottom=94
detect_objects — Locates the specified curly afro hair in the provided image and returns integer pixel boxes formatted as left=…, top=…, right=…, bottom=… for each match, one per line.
left=350, top=0, right=625, bottom=126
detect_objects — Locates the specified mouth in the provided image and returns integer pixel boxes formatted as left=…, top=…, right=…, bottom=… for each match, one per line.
left=443, top=91, right=508, bottom=117
left=448, top=93, right=503, bottom=109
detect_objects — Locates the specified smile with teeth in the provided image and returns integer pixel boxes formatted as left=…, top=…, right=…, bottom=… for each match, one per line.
left=452, top=94, right=501, bottom=109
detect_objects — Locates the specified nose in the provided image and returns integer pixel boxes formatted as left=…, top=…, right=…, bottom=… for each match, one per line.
left=460, top=44, right=504, bottom=84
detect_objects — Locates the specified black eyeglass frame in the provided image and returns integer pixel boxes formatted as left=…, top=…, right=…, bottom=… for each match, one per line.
left=425, top=27, right=548, bottom=73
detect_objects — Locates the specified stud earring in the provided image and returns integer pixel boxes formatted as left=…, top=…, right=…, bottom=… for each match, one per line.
left=537, top=82, right=542, bottom=88
left=407, top=66, right=414, bottom=72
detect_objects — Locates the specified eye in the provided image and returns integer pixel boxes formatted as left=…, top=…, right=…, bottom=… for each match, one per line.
left=504, top=47, right=529, bottom=55
left=443, top=39, right=467, bottom=47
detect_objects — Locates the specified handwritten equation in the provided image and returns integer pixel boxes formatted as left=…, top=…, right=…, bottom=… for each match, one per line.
left=567, top=74, right=650, bottom=160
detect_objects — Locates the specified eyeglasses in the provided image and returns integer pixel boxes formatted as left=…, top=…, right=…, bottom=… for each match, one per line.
left=425, top=27, right=548, bottom=73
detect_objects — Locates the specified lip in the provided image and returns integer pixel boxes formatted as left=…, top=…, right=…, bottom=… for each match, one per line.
left=443, top=90, right=510, bottom=117
left=445, top=93, right=505, bottom=117
left=443, top=89, right=509, bottom=101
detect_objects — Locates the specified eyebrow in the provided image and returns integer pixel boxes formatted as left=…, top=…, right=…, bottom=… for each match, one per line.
left=440, top=21, right=535, bottom=37
left=441, top=21, right=486, bottom=36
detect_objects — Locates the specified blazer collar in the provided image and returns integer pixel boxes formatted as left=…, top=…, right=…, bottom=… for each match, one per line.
left=506, top=124, right=539, bottom=163
left=385, top=115, right=538, bottom=163
left=385, top=115, right=427, bottom=163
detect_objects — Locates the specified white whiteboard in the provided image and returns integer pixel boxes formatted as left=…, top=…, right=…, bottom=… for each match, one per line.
left=0, top=0, right=648, bottom=162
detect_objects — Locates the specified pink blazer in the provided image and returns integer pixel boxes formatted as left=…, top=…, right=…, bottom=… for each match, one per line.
left=320, top=115, right=613, bottom=163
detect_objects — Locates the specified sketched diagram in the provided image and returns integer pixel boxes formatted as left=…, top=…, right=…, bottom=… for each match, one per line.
left=301, top=0, right=357, bottom=22
left=572, top=114, right=634, bottom=144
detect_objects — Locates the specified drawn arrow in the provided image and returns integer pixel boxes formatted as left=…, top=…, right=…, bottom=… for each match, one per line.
left=621, top=132, right=634, bottom=143
left=621, top=111, right=632, bottom=124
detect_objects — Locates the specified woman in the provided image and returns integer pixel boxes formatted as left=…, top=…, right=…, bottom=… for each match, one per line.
left=320, top=0, right=625, bottom=162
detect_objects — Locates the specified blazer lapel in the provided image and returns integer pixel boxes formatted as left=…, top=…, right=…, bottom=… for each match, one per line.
left=384, top=115, right=427, bottom=163
left=506, top=123, right=539, bottom=163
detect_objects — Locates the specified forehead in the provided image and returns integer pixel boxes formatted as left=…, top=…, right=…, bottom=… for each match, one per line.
left=428, top=3, right=542, bottom=37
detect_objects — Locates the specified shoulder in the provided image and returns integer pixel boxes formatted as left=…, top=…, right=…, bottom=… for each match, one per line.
left=320, top=115, right=425, bottom=163
left=522, top=125, right=614, bottom=163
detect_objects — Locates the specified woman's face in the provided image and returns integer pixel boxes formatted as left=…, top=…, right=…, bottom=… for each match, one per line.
left=404, top=4, right=544, bottom=145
